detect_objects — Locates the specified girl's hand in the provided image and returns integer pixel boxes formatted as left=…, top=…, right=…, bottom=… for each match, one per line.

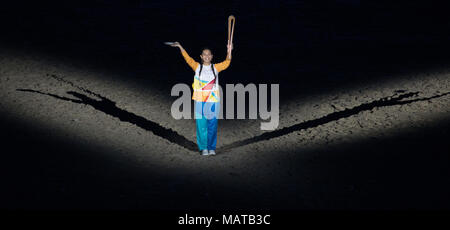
left=171, top=41, right=181, bottom=48
left=227, top=40, right=233, bottom=53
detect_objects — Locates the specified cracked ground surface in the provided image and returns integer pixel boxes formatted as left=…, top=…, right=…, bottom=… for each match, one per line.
left=1, top=46, right=450, bottom=210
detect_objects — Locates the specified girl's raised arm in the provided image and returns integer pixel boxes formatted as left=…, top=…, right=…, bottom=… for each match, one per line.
left=215, top=41, right=233, bottom=72
left=171, top=42, right=199, bottom=71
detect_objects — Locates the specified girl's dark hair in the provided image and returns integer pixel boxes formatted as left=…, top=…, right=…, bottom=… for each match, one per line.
left=200, top=47, right=213, bottom=55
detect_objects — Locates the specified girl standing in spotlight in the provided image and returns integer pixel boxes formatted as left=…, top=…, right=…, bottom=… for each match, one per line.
left=169, top=41, right=233, bottom=156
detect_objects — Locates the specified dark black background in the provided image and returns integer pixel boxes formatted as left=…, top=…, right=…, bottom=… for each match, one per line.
left=2, top=0, right=450, bottom=96
left=1, top=0, right=450, bottom=225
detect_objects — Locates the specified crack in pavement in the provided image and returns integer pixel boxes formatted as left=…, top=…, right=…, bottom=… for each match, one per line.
left=217, top=91, right=450, bottom=152
left=48, top=73, right=104, bottom=99
left=16, top=74, right=450, bottom=154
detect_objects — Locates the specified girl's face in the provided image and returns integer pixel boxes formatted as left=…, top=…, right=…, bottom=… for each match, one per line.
left=200, top=49, right=213, bottom=64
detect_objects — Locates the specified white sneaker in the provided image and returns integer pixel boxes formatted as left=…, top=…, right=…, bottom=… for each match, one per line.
left=208, top=150, right=216, bottom=155
left=201, top=150, right=209, bottom=156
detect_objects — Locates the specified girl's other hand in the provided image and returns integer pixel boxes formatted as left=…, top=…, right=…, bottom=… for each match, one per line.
left=171, top=41, right=181, bottom=48
left=227, top=41, right=233, bottom=52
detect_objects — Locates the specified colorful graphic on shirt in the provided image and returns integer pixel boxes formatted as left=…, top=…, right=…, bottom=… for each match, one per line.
left=181, top=49, right=230, bottom=102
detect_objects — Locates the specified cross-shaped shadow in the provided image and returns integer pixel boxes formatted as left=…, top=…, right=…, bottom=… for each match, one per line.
left=17, top=87, right=450, bottom=154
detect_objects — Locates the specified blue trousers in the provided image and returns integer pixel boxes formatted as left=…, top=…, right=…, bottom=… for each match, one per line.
left=195, top=101, right=220, bottom=151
